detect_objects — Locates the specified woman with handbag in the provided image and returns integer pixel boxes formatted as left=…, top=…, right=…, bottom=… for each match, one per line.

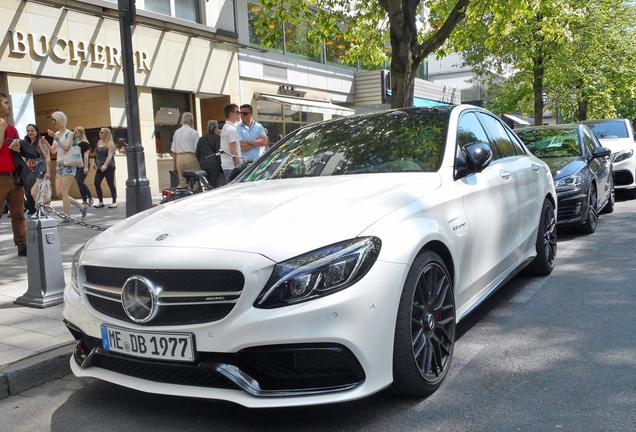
left=22, top=123, right=41, bottom=215
left=48, top=111, right=87, bottom=218
left=93, top=128, right=117, bottom=208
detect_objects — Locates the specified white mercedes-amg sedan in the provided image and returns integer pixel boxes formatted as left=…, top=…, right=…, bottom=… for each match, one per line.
left=64, top=105, right=557, bottom=408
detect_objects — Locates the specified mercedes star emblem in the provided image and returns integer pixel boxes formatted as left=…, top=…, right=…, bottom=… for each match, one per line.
left=121, top=276, right=159, bottom=323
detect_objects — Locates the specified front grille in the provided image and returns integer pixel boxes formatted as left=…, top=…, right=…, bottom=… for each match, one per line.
left=87, top=295, right=236, bottom=326
left=614, top=170, right=634, bottom=186
left=83, top=267, right=244, bottom=292
left=82, top=266, right=244, bottom=326
left=89, top=352, right=238, bottom=389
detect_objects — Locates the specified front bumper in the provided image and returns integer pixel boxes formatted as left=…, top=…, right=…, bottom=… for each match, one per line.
left=612, top=157, right=636, bottom=190
left=63, top=249, right=408, bottom=408
left=555, top=189, right=588, bottom=225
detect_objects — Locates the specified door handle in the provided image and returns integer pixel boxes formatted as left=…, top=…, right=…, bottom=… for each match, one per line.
left=531, top=164, right=541, bottom=172
left=499, top=170, right=512, bottom=180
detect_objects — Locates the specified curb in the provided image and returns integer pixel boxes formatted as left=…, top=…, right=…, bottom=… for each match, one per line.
left=0, top=342, right=74, bottom=400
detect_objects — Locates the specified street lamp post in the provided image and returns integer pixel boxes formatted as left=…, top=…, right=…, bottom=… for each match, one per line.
left=118, top=0, right=152, bottom=217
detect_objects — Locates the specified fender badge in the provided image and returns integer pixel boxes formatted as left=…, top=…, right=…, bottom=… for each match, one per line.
left=155, top=233, right=169, bottom=241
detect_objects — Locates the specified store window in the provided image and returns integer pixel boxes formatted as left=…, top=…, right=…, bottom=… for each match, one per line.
left=152, top=89, right=193, bottom=156
left=256, top=99, right=323, bottom=143
left=145, top=0, right=201, bottom=23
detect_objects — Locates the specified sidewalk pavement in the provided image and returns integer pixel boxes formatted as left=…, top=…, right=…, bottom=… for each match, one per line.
left=0, top=200, right=130, bottom=398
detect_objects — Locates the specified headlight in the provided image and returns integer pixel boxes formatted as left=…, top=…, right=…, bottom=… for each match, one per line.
left=70, top=245, right=85, bottom=294
left=554, top=174, right=582, bottom=191
left=613, top=149, right=634, bottom=163
left=255, top=237, right=382, bottom=309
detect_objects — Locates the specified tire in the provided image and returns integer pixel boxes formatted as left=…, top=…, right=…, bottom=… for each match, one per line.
left=392, top=251, right=455, bottom=397
left=579, top=185, right=598, bottom=234
left=526, top=198, right=557, bottom=276
left=600, top=180, right=615, bottom=214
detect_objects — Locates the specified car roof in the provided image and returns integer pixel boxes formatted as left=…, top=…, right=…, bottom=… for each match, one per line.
left=515, top=124, right=583, bottom=133
left=583, top=119, right=629, bottom=124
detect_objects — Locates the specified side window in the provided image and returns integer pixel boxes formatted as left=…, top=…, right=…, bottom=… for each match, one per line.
left=505, top=128, right=527, bottom=155
left=581, top=128, right=597, bottom=157
left=457, top=112, right=490, bottom=149
left=455, top=112, right=494, bottom=175
left=478, top=113, right=520, bottom=159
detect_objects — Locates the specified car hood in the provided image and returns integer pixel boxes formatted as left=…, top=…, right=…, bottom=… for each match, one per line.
left=89, top=173, right=442, bottom=262
left=543, top=157, right=586, bottom=179
left=597, top=138, right=635, bottom=154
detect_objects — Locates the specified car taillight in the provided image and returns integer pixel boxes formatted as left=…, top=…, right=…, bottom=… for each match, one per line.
left=161, top=189, right=174, bottom=197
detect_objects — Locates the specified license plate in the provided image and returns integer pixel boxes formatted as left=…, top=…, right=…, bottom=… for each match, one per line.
left=100, top=325, right=194, bottom=362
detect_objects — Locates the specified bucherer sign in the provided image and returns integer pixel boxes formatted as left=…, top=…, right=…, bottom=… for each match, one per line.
left=7, top=30, right=151, bottom=72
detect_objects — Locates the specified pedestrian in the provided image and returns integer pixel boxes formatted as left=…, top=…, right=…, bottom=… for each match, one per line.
left=171, top=112, right=200, bottom=187
left=0, top=92, right=40, bottom=256
left=22, top=123, right=41, bottom=215
left=48, top=111, right=87, bottom=219
left=73, top=126, right=93, bottom=207
left=30, top=134, right=53, bottom=207
left=116, top=138, right=127, bottom=154
left=93, top=128, right=117, bottom=208
left=220, top=104, right=242, bottom=184
left=238, top=104, right=268, bottom=162
left=195, top=120, right=223, bottom=188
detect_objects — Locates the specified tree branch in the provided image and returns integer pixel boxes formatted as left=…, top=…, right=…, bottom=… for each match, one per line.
left=415, top=0, right=471, bottom=63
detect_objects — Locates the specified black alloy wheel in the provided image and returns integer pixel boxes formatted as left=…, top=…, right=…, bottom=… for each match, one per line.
left=580, top=185, right=598, bottom=234
left=392, top=251, right=455, bottom=397
left=526, top=198, right=557, bottom=276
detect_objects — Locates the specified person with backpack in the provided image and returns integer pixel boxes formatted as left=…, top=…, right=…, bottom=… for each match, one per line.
left=196, top=120, right=223, bottom=188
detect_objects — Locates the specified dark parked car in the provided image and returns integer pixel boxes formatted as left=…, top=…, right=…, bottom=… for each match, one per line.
left=516, top=124, right=613, bottom=234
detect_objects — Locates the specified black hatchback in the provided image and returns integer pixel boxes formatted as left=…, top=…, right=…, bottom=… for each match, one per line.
left=516, top=124, right=614, bottom=234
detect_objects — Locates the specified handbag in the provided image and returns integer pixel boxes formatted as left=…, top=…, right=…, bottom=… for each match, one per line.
left=63, top=132, right=84, bottom=168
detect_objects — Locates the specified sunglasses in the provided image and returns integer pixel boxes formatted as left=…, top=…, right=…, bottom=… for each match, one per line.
left=240, top=111, right=252, bottom=116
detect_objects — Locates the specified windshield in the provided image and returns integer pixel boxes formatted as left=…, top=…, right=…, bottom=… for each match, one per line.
left=586, top=120, right=628, bottom=139
left=239, top=108, right=451, bottom=182
left=516, top=128, right=582, bottom=158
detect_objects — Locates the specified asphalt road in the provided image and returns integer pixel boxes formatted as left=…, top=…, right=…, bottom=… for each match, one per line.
left=2, top=194, right=635, bottom=432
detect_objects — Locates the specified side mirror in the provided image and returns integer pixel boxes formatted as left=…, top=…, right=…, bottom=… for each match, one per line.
left=229, top=161, right=251, bottom=182
left=592, top=147, right=611, bottom=159
left=464, top=142, right=493, bottom=173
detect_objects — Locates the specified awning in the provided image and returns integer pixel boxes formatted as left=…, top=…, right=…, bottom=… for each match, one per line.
left=503, top=113, right=530, bottom=125
left=413, top=96, right=451, bottom=107
left=256, top=94, right=355, bottom=117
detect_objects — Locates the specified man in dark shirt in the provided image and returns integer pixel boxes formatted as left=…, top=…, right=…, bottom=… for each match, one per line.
left=196, top=120, right=223, bottom=188
left=0, top=92, right=39, bottom=256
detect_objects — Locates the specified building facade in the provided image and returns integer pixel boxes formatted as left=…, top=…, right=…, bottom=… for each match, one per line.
left=1, top=0, right=240, bottom=195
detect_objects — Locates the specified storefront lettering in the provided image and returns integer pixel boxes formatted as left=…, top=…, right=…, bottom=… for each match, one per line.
left=8, top=30, right=151, bottom=72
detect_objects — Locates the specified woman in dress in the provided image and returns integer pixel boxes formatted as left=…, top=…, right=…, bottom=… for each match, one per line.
left=93, top=128, right=117, bottom=208
left=48, top=111, right=86, bottom=218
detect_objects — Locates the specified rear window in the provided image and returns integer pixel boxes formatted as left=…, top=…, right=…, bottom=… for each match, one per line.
left=516, top=128, right=582, bottom=158
left=586, top=121, right=628, bottom=139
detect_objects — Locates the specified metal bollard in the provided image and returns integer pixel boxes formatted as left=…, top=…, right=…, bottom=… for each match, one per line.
left=14, top=216, right=65, bottom=308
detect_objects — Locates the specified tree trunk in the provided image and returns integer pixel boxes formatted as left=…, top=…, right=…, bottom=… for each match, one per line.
left=390, top=46, right=416, bottom=108
left=577, top=100, right=588, bottom=121
left=533, top=54, right=544, bottom=126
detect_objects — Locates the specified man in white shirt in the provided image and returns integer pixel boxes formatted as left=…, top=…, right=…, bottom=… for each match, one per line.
left=220, top=104, right=241, bottom=184
left=171, top=112, right=200, bottom=187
